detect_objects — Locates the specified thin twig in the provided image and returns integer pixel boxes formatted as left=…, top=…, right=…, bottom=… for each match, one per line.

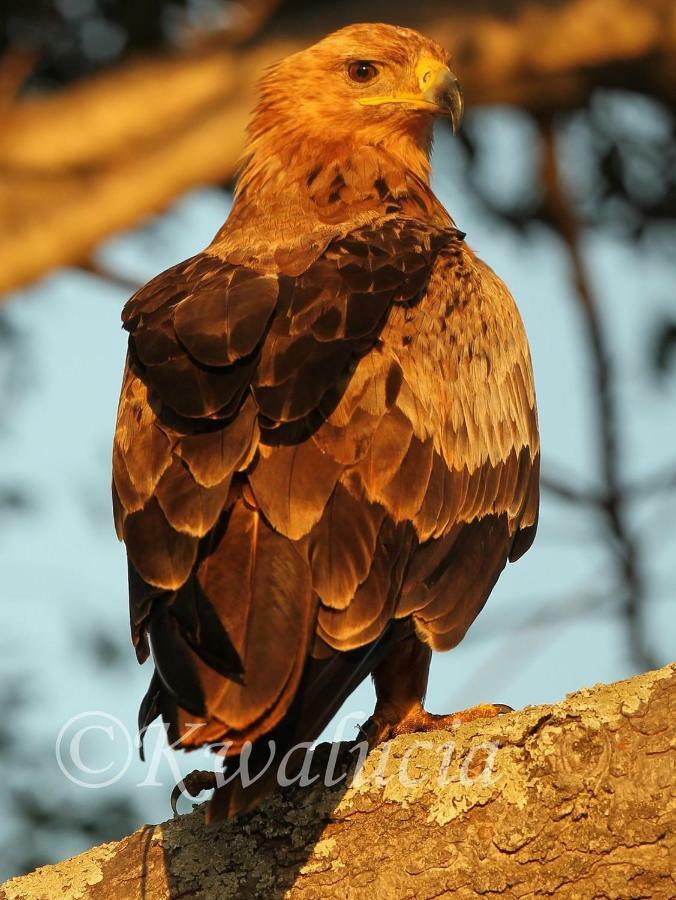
left=540, top=472, right=607, bottom=507
left=466, top=589, right=616, bottom=644
left=80, top=260, right=142, bottom=294
left=625, top=463, right=676, bottom=500
left=542, top=461, right=676, bottom=506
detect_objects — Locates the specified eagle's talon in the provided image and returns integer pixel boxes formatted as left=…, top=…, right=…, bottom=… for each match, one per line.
left=354, top=721, right=371, bottom=743
left=171, top=769, right=218, bottom=817
left=357, top=715, right=396, bottom=749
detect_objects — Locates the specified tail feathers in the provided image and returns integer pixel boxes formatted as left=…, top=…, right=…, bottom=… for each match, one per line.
left=137, top=497, right=318, bottom=750
left=136, top=629, right=401, bottom=818
left=138, top=669, right=180, bottom=760
left=206, top=620, right=409, bottom=821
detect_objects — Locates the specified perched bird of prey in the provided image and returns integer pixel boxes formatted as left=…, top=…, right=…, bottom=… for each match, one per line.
left=113, top=22, right=539, bottom=820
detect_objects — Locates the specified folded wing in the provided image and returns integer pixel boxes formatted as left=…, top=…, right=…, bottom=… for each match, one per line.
left=114, top=220, right=460, bottom=750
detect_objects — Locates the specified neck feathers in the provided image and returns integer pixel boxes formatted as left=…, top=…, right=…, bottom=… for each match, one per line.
left=209, top=108, right=452, bottom=265
left=230, top=129, right=444, bottom=226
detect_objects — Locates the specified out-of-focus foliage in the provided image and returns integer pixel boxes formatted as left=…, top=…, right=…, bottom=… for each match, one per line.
left=654, top=319, right=676, bottom=379
left=2, top=0, right=179, bottom=86
left=578, top=95, right=676, bottom=241
left=0, top=675, right=139, bottom=877
left=0, top=301, right=142, bottom=877
left=458, top=95, right=676, bottom=247
left=0, top=312, right=31, bottom=515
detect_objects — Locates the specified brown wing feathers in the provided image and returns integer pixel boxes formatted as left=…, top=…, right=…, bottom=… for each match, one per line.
left=114, top=219, right=539, bottom=783
left=115, top=220, right=455, bottom=751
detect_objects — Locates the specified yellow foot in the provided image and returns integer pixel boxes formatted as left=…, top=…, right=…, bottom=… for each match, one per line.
left=360, top=702, right=512, bottom=749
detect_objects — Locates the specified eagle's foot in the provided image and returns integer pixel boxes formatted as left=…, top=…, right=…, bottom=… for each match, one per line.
left=360, top=702, right=512, bottom=749
left=170, top=769, right=219, bottom=817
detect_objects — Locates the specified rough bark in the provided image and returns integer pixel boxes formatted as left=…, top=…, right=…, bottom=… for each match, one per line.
left=2, top=663, right=674, bottom=899
left=2, top=0, right=676, bottom=294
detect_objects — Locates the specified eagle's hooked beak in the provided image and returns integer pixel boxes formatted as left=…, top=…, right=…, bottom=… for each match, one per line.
left=420, top=63, right=464, bottom=134
left=358, top=58, right=464, bottom=134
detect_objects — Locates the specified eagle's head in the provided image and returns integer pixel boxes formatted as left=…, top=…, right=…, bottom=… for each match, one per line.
left=257, top=24, right=462, bottom=135
left=240, top=24, right=463, bottom=193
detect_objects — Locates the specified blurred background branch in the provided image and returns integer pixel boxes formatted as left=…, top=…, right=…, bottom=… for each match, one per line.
left=1, top=0, right=676, bottom=294
left=539, top=115, right=657, bottom=669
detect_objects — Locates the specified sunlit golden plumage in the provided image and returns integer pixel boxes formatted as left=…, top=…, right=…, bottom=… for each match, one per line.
left=113, top=23, right=539, bottom=820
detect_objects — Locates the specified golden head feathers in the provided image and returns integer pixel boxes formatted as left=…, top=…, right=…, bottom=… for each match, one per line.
left=237, top=23, right=462, bottom=197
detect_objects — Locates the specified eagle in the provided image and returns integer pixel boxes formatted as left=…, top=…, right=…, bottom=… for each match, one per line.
left=113, top=23, right=539, bottom=821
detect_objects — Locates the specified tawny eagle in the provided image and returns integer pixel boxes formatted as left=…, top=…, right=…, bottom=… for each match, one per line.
left=113, top=23, right=539, bottom=820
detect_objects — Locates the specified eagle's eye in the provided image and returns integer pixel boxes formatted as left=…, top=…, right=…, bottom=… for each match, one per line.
left=348, top=61, right=378, bottom=84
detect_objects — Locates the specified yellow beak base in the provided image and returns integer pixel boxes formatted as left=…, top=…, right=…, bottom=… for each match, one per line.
left=358, top=60, right=464, bottom=133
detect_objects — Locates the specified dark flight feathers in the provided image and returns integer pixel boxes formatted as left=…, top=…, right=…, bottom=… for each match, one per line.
left=114, top=215, right=539, bottom=775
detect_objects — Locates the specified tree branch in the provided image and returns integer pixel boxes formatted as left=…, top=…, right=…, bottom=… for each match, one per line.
left=539, top=117, right=660, bottom=672
left=2, top=664, right=674, bottom=898
left=2, top=0, right=676, bottom=295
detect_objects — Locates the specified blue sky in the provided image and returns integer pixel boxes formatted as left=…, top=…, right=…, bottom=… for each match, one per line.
left=0, top=108, right=674, bottom=871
